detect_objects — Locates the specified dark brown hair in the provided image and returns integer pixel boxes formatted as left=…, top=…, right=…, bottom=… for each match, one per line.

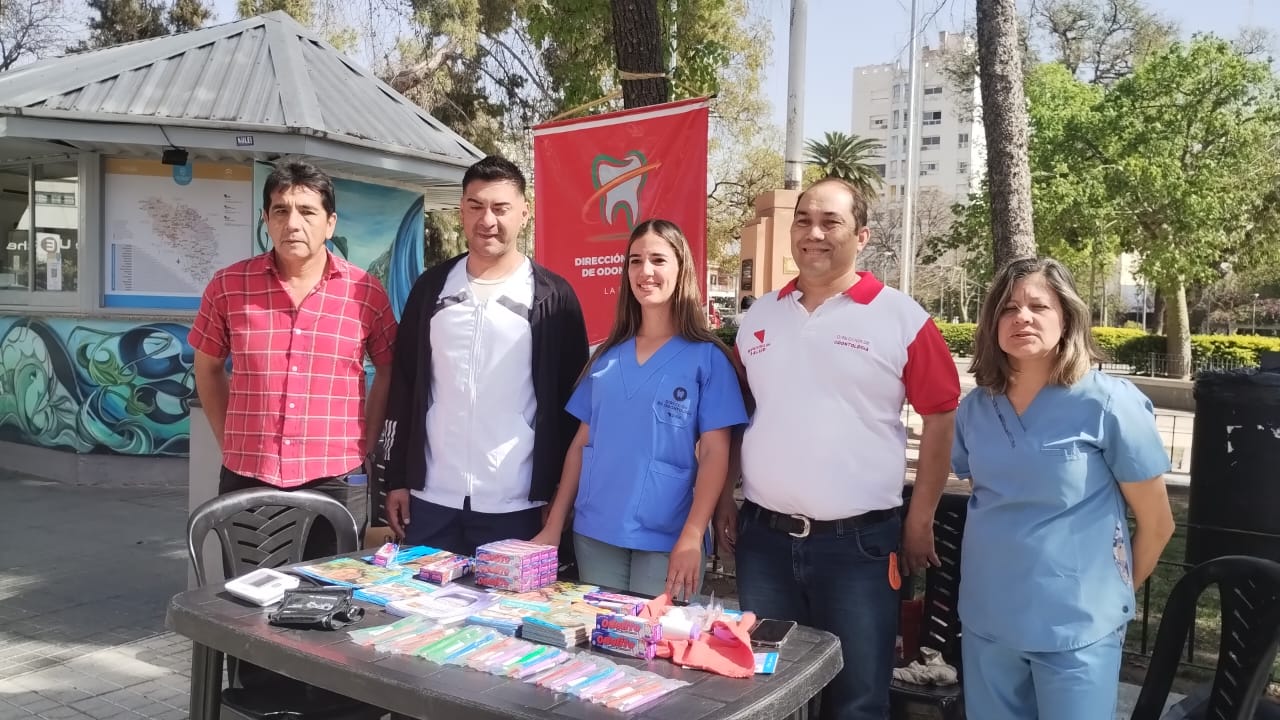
left=970, top=257, right=1101, bottom=393
left=584, top=219, right=732, bottom=375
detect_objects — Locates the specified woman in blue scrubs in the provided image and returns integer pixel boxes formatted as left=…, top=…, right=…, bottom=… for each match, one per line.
left=953, top=258, right=1175, bottom=720
left=531, top=219, right=747, bottom=600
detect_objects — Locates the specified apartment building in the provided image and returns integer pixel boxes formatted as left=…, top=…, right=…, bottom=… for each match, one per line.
left=850, top=31, right=986, bottom=204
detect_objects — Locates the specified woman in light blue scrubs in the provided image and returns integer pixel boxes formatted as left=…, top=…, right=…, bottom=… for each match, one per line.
left=953, top=258, right=1175, bottom=720
left=531, top=219, right=747, bottom=600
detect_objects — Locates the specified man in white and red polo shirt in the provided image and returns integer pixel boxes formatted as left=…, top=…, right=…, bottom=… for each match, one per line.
left=715, top=178, right=960, bottom=720
left=190, top=161, right=396, bottom=559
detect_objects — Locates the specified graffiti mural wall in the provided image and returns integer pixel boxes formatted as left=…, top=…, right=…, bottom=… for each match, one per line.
left=0, top=169, right=425, bottom=458
left=0, top=316, right=194, bottom=456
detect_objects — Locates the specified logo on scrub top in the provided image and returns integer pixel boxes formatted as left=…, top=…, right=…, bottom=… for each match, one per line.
left=673, top=387, right=688, bottom=401
left=747, top=328, right=771, bottom=357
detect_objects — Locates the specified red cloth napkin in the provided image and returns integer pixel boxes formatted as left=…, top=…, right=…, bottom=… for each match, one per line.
left=641, top=594, right=757, bottom=678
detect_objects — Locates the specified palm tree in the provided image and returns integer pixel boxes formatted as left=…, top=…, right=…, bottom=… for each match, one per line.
left=803, top=131, right=886, bottom=196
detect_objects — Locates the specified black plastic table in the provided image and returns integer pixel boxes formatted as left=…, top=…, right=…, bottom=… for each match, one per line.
left=166, top=581, right=843, bottom=720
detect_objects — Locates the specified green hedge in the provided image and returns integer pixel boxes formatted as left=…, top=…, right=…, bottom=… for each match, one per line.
left=937, top=322, right=977, bottom=357
left=719, top=321, right=1279, bottom=371
left=935, top=322, right=1280, bottom=372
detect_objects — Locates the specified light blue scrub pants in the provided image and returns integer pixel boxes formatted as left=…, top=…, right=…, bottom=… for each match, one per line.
left=573, top=533, right=704, bottom=598
left=962, top=626, right=1126, bottom=720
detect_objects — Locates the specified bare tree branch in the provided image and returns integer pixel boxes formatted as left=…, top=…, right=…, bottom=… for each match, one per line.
left=0, top=0, right=72, bottom=71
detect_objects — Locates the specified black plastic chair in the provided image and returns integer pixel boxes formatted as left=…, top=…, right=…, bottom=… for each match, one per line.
left=1130, top=555, right=1280, bottom=720
left=891, top=491, right=968, bottom=720
left=187, top=488, right=383, bottom=720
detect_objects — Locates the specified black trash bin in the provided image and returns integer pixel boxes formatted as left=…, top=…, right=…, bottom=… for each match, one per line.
left=1185, top=357, right=1280, bottom=567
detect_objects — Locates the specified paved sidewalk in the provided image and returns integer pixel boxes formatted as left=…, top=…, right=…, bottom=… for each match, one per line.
left=0, top=473, right=191, bottom=720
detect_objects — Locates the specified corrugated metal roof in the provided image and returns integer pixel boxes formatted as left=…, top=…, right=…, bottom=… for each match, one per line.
left=0, top=12, right=482, bottom=169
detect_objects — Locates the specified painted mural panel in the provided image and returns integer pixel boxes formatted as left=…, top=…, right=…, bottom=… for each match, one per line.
left=1, top=169, right=426, bottom=456
left=0, top=316, right=194, bottom=455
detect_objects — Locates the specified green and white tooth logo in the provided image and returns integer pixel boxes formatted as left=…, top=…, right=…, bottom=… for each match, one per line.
left=590, top=151, right=653, bottom=230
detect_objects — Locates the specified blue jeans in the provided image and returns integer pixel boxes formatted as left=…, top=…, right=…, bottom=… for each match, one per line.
left=735, top=503, right=901, bottom=720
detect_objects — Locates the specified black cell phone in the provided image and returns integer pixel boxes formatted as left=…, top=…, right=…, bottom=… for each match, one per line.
left=749, top=618, right=797, bottom=647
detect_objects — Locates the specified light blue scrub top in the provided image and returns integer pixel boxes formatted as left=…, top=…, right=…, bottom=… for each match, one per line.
left=567, top=337, right=748, bottom=553
left=952, top=370, right=1171, bottom=652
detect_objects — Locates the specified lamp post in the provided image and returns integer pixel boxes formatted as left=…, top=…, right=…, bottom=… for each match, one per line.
left=1254, top=293, right=1261, bottom=335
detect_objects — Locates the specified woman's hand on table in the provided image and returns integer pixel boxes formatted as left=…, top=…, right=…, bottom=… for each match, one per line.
left=666, top=533, right=703, bottom=602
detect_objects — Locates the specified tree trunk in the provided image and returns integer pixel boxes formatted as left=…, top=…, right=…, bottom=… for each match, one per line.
left=1163, top=280, right=1192, bottom=379
left=976, top=0, right=1036, bottom=270
left=1152, top=290, right=1165, bottom=335
left=610, top=0, right=669, bottom=108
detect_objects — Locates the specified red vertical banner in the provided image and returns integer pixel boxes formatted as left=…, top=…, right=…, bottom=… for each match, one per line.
left=533, top=97, right=710, bottom=345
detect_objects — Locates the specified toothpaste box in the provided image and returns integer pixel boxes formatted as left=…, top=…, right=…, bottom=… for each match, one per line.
left=590, top=628, right=657, bottom=660
left=594, top=613, right=662, bottom=642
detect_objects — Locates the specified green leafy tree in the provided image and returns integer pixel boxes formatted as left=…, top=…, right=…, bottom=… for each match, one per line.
left=236, top=0, right=313, bottom=24
left=71, top=0, right=212, bottom=50
left=380, top=0, right=765, bottom=265
left=168, top=0, right=210, bottom=31
left=802, top=131, right=884, bottom=196
left=1026, top=39, right=1280, bottom=376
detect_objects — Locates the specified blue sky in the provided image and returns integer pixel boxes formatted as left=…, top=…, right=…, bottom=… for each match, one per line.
left=210, top=0, right=1277, bottom=140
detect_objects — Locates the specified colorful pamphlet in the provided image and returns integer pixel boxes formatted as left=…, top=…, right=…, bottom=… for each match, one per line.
left=293, top=557, right=405, bottom=588
left=352, top=577, right=440, bottom=606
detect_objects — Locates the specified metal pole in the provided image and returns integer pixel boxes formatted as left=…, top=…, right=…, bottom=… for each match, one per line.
left=783, top=0, right=809, bottom=190
left=900, top=0, right=921, bottom=296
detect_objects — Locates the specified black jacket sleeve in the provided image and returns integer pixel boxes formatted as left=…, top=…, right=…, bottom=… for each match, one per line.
left=554, top=279, right=590, bottom=459
left=381, top=277, right=426, bottom=492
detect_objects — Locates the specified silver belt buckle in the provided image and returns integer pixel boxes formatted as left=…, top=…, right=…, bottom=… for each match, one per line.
left=789, top=514, right=811, bottom=538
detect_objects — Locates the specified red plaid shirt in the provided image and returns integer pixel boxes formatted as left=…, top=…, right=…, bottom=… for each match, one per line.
left=188, top=250, right=397, bottom=487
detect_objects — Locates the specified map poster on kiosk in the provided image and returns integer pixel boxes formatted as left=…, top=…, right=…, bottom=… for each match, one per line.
left=101, top=159, right=253, bottom=309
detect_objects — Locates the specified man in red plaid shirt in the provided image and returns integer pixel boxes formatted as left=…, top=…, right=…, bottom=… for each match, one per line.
left=189, top=161, right=397, bottom=558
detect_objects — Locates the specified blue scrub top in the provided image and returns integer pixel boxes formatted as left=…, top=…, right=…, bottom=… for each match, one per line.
left=952, top=370, right=1171, bottom=652
left=567, top=337, right=748, bottom=553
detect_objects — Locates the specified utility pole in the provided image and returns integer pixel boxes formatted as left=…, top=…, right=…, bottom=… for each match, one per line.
left=900, top=0, right=921, bottom=296
left=783, top=0, right=808, bottom=189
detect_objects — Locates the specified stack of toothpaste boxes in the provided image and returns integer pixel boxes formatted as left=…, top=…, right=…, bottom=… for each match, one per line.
left=473, top=539, right=558, bottom=592
left=588, top=591, right=660, bottom=660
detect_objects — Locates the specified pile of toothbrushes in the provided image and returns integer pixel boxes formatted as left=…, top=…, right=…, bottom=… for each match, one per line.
left=350, top=617, right=687, bottom=711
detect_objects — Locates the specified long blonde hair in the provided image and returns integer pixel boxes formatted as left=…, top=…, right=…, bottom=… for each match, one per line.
left=585, top=219, right=731, bottom=373
left=970, top=257, right=1101, bottom=393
